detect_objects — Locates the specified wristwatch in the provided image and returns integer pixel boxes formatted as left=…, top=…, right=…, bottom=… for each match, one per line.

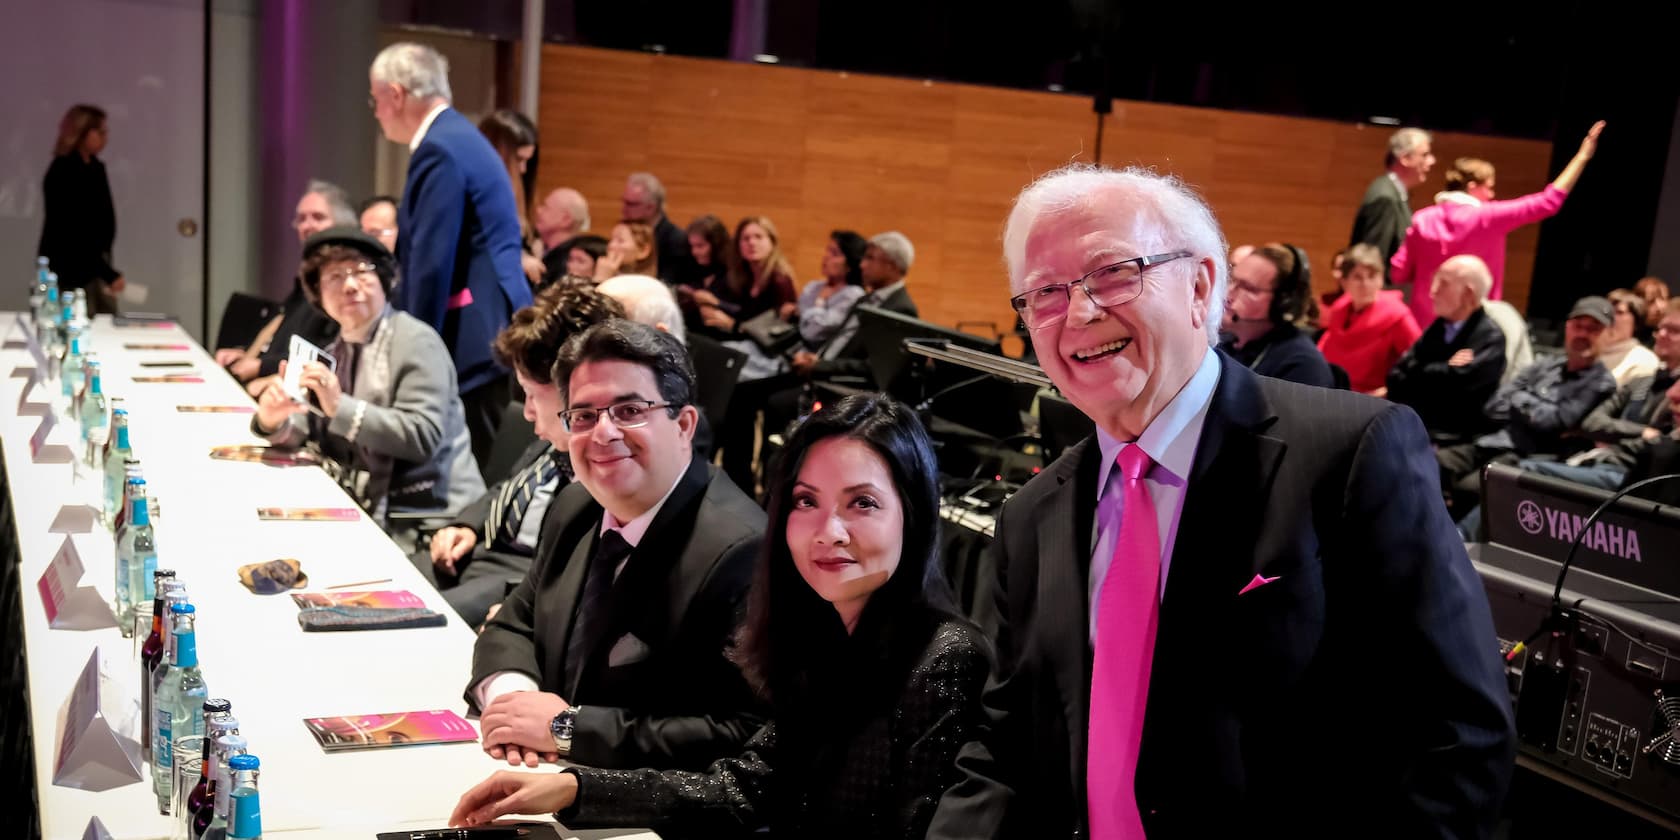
left=551, top=705, right=581, bottom=756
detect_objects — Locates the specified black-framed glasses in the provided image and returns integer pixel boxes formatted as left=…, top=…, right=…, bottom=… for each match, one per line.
left=1010, top=250, right=1194, bottom=329
left=560, top=400, right=673, bottom=433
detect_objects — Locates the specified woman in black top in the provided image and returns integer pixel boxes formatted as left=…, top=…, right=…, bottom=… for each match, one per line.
left=38, top=104, right=122, bottom=314
left=451, top=395, right=989, bottom=839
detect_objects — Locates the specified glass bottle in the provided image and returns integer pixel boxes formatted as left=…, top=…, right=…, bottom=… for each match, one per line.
left=155, top=602, right=209, bottom=814
left=119, top=481, right=157, bottom=634
left=80, top=359, right=108, bottom=462
left=138, top=569, right=176, bottom=764
left=205, top=734, right=248, bottom=840
left=190, top=710, right=239, bottom=839
left=104, top=410, right=132, bottom=526
left=225, top=754, right=261, bottom=840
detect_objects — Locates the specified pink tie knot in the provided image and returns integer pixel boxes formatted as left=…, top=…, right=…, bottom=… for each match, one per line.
left=1117, top=444, right=1153, bottom=482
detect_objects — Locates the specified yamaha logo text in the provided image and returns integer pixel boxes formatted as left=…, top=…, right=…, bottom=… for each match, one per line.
left=1517, top=498, right=1643, bottom=563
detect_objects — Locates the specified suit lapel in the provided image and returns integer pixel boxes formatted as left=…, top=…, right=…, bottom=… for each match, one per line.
left=551, top=528, right=597, bottom=699
left=1042, top=439, right=1099, bottom=797
left=574, top=457, right=712, bottom=692
left=531, top=487, right=602, bottom=699
left=1137, top=354, right=1286, bottom=797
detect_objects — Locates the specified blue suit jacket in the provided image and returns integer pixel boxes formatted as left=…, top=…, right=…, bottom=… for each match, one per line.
left=396, top=107, right=533, bottom=395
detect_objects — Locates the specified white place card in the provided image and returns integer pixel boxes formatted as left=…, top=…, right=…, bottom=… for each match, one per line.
left=81, top=816, right=114, bottom=840
left=30, top=411, right=74, bottom=463
left=50, top=503, right=100, bottom=535
left=52, top=648, right=143, bottom=792
left=5, top=312, right=32, bottom=348
left=36, top=537, right=118, bottom=631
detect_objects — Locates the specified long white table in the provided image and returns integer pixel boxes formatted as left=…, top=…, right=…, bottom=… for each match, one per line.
left=1, top=314, right=653, bottom=840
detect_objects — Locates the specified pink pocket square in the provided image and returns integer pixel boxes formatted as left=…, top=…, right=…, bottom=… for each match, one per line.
left=1238, top=574, right=1281, bottom=596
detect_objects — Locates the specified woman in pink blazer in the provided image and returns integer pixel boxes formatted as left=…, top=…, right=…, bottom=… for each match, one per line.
left=1392, top=121, right=1605, bottom=328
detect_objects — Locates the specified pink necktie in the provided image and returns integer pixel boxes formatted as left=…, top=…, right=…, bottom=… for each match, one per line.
left=1087, top=445, right=1162, bottom=838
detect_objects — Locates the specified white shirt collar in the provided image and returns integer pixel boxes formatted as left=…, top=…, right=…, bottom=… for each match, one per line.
left=408, top=102, right=450, bottom=153
left=1094, top=347, right=1221, bottom=496
left=599, top=458, right=690, bottom=548
left=1387, top=170, right=1409, bottom=198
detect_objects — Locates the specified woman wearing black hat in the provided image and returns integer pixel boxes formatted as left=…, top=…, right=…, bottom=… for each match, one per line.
left=252, top=227, right=486, bottom=540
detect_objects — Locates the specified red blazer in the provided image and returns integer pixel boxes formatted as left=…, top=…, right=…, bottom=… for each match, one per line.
left=1318, top=290, right=1422, bottom=393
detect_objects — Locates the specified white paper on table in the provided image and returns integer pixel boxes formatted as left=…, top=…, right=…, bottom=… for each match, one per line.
left=36, top=537, right=119, bottom=631
left=30, top=411, right=74, bottom=463
left=80, top=815, right=114, bottom=840
left=119, top=280, right=149, bottom=305
left=53, top=647, right=144, bottom=792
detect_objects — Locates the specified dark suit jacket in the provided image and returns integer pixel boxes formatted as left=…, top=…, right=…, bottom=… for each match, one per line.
left=1350, top=173, right=1412, bottom=267
left=930, top=352, right=1515, bottom=838
left=396, top=107, right=534, bottom=395
left=1388, top=307, right=1508, bottom=445
left=470, top=455, right=768, bottom=770
left=654, top=214, right=691, bottom=285
left=812, top=284, right=919, bottom=381
left=450, top=438, right=554, bottom=544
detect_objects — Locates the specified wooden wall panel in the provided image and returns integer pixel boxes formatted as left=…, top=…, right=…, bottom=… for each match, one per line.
left=533, top=44, right=1555, bottom=338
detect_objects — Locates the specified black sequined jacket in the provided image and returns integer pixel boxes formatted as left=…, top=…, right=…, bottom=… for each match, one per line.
left=559, top=617, right=988, bottom=839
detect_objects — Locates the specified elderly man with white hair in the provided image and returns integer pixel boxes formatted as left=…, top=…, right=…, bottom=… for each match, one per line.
left=928, top=165, right=1512, bottom=838
left=595, top=274, right=686, bottom=345
left=369, top=41, right=533, bottom=475
left=534, top=187, right=591, bottom=280
left=1387, top=255, right=1511, bottom=446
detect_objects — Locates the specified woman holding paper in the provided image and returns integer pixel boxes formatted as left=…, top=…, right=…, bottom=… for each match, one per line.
left=252, top=228, right=485, bottom=541
left=450, top=395, right=989, bottom=838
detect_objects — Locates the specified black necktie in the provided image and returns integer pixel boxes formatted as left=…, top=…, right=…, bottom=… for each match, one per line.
left=565, top=529, right=634, bottom=691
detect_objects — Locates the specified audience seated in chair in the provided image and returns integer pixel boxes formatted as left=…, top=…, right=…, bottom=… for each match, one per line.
left=252, top=227, right=485, bottom=546
left=1436, top=295, right=1618, bottom=519
left=1316, top=243, right=1421, bottom=395
left=1602, top=288, right=1661, bottom=386
left=1218, top=242, right=1335, bottom=388
left=216, top=179, right=350, bottom=389
left=1388, top=255, right=1509, bottom=446
left=415, top=285, right=625, bottom=627
left=468, top=319, right=766, bottom=772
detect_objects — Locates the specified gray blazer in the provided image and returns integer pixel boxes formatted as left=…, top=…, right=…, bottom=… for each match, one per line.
left=257, top=309, right=485, bottom=522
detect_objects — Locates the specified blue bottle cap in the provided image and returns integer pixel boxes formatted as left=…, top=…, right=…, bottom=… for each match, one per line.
left=171, top=602, right=196, bottom=615
left=228, top=754, right=259, bottom=770
left=127, top=477, right=146, bottom=487
left=113, top=408, right=128, bottom=417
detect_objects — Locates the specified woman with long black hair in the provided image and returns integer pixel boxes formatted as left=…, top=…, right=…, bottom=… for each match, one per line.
left=450, top=394, right=988, bottom=839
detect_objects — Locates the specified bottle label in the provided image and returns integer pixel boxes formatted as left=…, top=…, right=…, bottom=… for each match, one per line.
left=157, top=709, right=173, bottom=769
left=141, top=555, right=158, bottom=600
left=230, top=789, right=261, bottom=838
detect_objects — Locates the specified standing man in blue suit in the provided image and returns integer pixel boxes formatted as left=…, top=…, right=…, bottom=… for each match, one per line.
left=370, top=42, right=534, bottom=473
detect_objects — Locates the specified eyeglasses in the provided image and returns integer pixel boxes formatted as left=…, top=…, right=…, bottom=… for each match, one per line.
left=319, top=263, right=378, bottom=291
left=560, top=399, right=673, bottom=433
left=1010, top=250, right=1193, bottom=329
left=1657, top=323, right=1680, bottom=336
left=1228, top=277, right=1276, bottom=300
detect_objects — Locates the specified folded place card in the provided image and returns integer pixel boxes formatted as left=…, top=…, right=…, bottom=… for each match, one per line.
left=37, top=537, right=119, bottom=631
left=5, top=312, right=37, bottom=352
left=30, top=412, right=74, bottom=464
left=53, top=648, right=143, bottom=792
left=81, top=816, right=114, bottom=840
left=50, top=503, right=100, bottom=535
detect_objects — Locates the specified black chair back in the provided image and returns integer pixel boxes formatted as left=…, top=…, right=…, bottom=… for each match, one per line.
left=215, top=292, right=280, bottom=350
left=481, top=400, right=537, bottom=487
left=686, top=333, right=746, bottom=431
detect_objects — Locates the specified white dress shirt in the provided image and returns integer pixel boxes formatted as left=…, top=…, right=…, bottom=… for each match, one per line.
left=408, top=102, right=450, bottom=153
left=474, top=463, right=689, bottom=708
left=1087, top=348, right=1221, bottom=643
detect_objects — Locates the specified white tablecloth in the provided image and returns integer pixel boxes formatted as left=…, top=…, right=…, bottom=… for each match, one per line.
left=1, top=314, right=655, bottom=840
